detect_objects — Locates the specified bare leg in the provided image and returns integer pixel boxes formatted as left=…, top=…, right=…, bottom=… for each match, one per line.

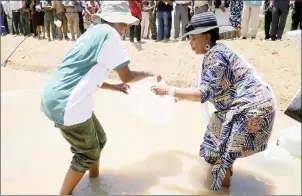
left=231, top=30, right=236, bottom=38
left=42, top=25, right=45, bottom=39
left=36, top=26, right=40, bottom=39
left=222, top=165, right=233, bottom=187
left=147, top=25, right=150, bottom=39
left=236, top=28, right=241, bottom=38
left=89, top=159, right=99, bottom=178
left=60, top=168, right=85, bottom=195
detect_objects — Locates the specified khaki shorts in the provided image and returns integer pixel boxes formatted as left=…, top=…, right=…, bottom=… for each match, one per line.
left=55, top=112, right=107, bottom=173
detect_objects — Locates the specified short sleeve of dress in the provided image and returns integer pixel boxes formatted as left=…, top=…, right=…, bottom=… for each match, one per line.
left=198, top=53, right=227, bottom=103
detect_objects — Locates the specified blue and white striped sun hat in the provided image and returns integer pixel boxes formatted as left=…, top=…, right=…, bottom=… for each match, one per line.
left=183, top=12, right=235, bottom=37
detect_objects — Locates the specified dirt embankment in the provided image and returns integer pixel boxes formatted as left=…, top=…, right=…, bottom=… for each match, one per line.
left=1, top=35, right=301, bottom=111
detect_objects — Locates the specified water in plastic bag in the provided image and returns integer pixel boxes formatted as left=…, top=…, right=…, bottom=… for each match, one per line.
left=246, top=142, right=294, bottom=176
left=277, top=124, right=301, bottom=158
left=126, top=77, right=175, bottom=125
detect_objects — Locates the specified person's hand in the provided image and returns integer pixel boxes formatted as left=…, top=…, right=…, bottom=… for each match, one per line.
left=155, top=74, right=162, bottom=82
left=219, top=5, right=226, bottom=12
left=190, top=11, right=194, bottom=17
left=289, top=3, right=294, bottom=9
left=151, top=84, right=169, bottom=96
left=115, top=83, right=130, bottom=94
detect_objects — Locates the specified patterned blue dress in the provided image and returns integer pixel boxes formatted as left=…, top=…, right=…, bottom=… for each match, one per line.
left=198, top=43, right=276, bottom=191
left=229, top=0, right=243, bottom=28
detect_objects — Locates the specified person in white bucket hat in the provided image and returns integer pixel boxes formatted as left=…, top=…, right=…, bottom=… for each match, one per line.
left=41, top=1, right=161, bottom=195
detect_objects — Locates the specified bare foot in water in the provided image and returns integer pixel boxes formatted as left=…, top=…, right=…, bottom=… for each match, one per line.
left=222, top=166, right=233, bottom=187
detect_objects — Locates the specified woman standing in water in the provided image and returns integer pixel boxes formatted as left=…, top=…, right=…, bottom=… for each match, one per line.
left=151, top=12, right=276, bottom=191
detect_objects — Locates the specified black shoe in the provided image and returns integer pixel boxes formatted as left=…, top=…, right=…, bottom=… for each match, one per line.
left=242, top=37, right=247, bottom=39
left=130, top=39, right=134, bottom=42
left=265, top=35, right=270, bottom=40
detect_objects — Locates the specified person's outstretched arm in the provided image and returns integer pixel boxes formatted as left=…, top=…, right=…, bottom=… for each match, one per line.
left=98, top=30, right=161, bottom=84
left=98, top=82, right=129, bottom=94
left=116, top=65, right=160, bottom=83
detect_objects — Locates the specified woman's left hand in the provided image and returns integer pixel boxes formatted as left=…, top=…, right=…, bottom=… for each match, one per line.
left=151, top=85, right=169, bottom=96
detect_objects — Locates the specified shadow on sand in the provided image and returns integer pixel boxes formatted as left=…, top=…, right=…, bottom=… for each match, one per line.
left=73, top=150, right=275, bottom=195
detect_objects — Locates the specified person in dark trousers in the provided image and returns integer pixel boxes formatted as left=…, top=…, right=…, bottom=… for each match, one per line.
left=3, top=11, right=9, bottom=34
left=129, top=0, right=142, bottom=42
left=76, top=0, right=85, bottom=34
left=149, top=0, right=157, bottom=40
left=167, top=3, right=173, bottom=39
left=155, top=0, right=173, bottom=42
left=270, top=0, right=294, bottom=41
left=291, top=1, right=302, bottom=30
left=10, top=1, right=23, bottom=35
left=264, top=0, right=272, bottom=40
left=20, top=0, right=32, bottom=36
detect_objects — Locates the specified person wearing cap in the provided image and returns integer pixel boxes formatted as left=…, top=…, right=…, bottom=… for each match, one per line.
left=41, top=1, right=160, bottom=194
left=151, top=12, right=276, bottom=191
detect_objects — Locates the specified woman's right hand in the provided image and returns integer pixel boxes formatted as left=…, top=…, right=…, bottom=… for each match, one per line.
left=151, top=85, right=169, bottom=96
left=219, top=5, right=226, bottom=12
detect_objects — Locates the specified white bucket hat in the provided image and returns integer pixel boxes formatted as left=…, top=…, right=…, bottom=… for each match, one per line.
left=92, top=1, right=139, bottom=26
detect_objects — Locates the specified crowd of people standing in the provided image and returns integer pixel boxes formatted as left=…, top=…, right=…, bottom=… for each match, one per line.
left=0, top=0, right=101, bottom=41
left=126, top=0, right=301, bottom=42
left=1, top=0, right=301, bottom=42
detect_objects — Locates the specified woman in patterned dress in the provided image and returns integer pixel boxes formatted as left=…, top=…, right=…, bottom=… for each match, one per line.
left=229, top=0, right=243, bottom=38
left=84, top=0, right=100, bottom=26
left=151, top=12, right=276, bottom=191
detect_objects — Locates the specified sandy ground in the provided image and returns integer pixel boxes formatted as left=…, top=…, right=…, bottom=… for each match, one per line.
left=1, top=34, right=301, bottom=112
left=1, top=67, right=301, bottom=195
left=1, top=32, right=301, bottom=195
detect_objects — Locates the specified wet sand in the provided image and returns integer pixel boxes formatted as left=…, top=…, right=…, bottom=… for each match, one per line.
left=1, top=68, right=301, bottom=195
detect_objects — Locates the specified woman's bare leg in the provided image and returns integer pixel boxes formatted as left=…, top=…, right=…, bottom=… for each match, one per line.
left=222, top=165, right=233, bottom=187
left=236, top=28, right=241, bottom=38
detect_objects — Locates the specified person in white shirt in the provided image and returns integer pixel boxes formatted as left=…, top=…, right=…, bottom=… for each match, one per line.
left=192, top=0, right=212, bottom=14
left=141, top=0, right=152, bottom=39
left=10, top=1, right=23, bottom=35
left=174, top=0, right=191, bottom=41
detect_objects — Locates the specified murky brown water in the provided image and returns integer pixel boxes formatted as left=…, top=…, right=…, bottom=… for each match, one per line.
left=1, top=76, right=300, bottom=195
left=73, top=151, right=276, bottom=195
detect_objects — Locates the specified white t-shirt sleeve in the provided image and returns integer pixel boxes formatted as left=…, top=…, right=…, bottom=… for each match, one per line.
left=97, top=33, right=130, bottom=71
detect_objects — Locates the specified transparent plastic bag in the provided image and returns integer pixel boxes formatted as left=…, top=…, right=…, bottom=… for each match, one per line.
left=247, top=142, right=294, bottom=176
left=126, top=77, right=175, bottom=125
left=277, top=124, right=301, bottom=158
